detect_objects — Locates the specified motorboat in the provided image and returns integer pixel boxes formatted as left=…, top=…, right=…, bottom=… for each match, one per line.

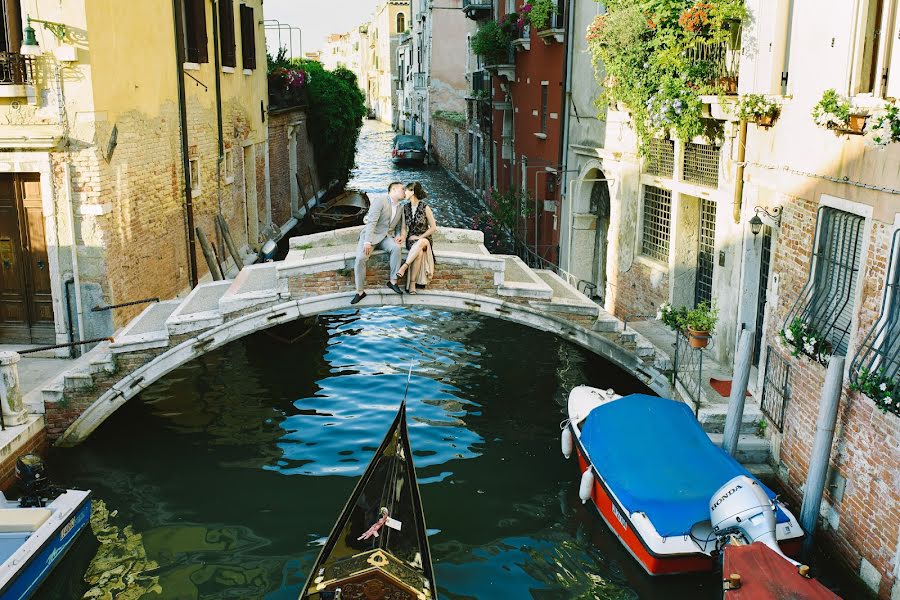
left=562, top=386, right=804, bottom=576
left=310, top=190, right=370, bottom=229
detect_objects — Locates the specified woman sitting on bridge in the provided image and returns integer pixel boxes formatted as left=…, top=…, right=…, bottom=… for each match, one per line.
left=396, top=182, right=437, bottom=294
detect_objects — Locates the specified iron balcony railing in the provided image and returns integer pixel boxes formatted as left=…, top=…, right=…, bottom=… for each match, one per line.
left=0, top=52, right=34, bottom=85
left=851, top=228, right=900, bottom=389
left=462, top=0, right=492, bottom=17
left=685, top=35, right=741, bottom=93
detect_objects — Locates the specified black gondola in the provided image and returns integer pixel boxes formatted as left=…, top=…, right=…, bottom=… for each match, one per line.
left=299, top=402, right=437, bottom=600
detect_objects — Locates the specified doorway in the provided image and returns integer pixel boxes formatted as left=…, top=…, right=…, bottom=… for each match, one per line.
left=753, top=224, right=773, bottom=366
left=588, top=174, right=610, bottom=302
left=0, top=173, right=54, bottom=343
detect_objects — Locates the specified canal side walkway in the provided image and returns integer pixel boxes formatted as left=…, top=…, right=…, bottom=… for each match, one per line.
left=1, top=226, right=771, bottom=480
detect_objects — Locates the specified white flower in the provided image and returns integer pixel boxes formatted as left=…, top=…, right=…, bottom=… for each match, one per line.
left=785, top=329, right=795, bottom=341
left=884, top=397, right=893, bottom=405
left=804, top=341, right=815, bottom=354
left=880, top=383, right=888, bottom=392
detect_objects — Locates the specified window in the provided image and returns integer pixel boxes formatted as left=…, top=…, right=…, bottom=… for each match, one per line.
left=239, top=3, right=257, bottom=70
left=219, top=0, right=236, bottom=68
left=695, top=198, right=716, bottom=306
left=540, top=83, right=548, bottom=133
left=851, top=229, right=900, bottom=394
left=181, top=0, right=209, bottom=64
left=641, top=186, right=671, bottom=263
left=853, top=0, right=899, bottom=96
left=785, top=207, right=865, bottom=356
left=0, top=0, right=23, bottom=53
left=397, top=12, right=406, bottom=33
left=683, top=142, right=719, bottom=187
left=189, top=157, right=201, bottom=196
left=223, top=148, right=234, bottom=184
left=644, top=138, right=675, bottom=177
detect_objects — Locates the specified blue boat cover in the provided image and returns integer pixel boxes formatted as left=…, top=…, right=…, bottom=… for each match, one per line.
left=580, top=394, right=788, bottom=538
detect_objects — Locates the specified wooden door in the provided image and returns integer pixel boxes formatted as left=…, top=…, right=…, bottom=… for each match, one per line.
left=0, top=174, right=54, bottom=343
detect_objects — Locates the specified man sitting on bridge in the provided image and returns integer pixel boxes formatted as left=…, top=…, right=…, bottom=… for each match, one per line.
left=351, top=181, right=406, bottom=305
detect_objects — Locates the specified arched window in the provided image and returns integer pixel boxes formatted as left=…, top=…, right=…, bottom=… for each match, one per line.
left=397, top=13, right=406, bottom=33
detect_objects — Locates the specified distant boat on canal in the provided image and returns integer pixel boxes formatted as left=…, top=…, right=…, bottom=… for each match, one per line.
left=299, top=401, right=437, bottom=599
left=310, top=189, right=370, bottom=229
left=563, top=386, right=804, bottom=576
left=0, top=455, right=92, bottom=600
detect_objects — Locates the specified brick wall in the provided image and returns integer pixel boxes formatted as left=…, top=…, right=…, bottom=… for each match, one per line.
left=267, top=107, right=321, bottom=229
left=767, top=196, right=900, bottom=598
left=609, top=259, right=669, bottom=321
left=430, top=116, right=465, bottom=177
left=0, top=426, right=47, bottom=492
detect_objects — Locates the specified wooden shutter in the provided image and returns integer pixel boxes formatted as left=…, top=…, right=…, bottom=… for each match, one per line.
left=886, top=8, right=900, bottom=99
left=2, top=0, right=23, bottom=53
left=185, top=0, right=208, bottom=63
left=219, top=0, right=236, bottom=68
left=240, top=4, right=256, bottom=70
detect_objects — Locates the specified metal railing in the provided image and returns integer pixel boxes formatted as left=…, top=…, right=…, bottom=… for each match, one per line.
left=685, top=38, right=740, bottom=92
left=413, top=72, right=427, bottom=89
left=761, top=346, right=791, bottom=432
left=673, top=330, right=705, bottom=411
left=0, top=52, right=34, bottom=85
left=471, top=70, right=487, bottom=96
left=462, top=0, right=492, bottom=10
left=851, top=228, right=900, bottom=389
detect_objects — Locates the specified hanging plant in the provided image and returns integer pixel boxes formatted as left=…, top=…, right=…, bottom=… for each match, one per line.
left=851, top=368, right=900, bottom=416
left=736, top=93, right=779, bottom=125
left=812, top=88, right=869, bottom=133
left=586, top=0, right=747, bottom=154
left=471, top=16, right=521, bottom=64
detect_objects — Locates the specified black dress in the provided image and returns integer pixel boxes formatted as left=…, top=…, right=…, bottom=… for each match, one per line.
left=403, top=201, right=434, bottom=252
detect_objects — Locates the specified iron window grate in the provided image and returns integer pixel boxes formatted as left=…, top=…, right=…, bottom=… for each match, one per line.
left=641, top=186, right=671, bottom=263
left=784, top=207, right=864, bottom=357
left=645, top=138, right=675, bottom=177
left=683, top=142, right=720, bottom=187
left=695, top=198, right=717, bottom=306
left=761, top=346, right=791, bottom=432
left=851, top=229, right=900, bottom=387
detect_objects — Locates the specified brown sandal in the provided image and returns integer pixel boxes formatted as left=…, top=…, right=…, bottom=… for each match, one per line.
left=396, top=263, right=409, bottom=279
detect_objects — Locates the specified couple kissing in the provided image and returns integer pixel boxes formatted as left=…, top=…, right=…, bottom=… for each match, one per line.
left=350, top=181, right=438, bottom=305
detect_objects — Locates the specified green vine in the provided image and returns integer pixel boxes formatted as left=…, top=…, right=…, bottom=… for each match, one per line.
left=586, top=0, right=747, bottom=154
left=851, top=368, right=899, bottom=417
left=521, top=0, right=557, bottom=30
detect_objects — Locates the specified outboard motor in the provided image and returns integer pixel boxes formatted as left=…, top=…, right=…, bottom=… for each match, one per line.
left=259, top=239, right=277, bottom=263
left=16, top=454, right=61, bottom=508
left=709, top=475, right=800, bottom=567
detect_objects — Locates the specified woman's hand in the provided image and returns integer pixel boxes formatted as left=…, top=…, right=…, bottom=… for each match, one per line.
left=409, top=235, right=419, bottom=242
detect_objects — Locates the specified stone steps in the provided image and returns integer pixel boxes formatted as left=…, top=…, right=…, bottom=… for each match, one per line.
left=220, top=263, right=284, bottom=315
left=166, top=281, right=231, bottom=335
left=495, top=256, right=553, bottom=300
left=707, top=432, right=771, bottom=464
left=109, top=300, right=181, bottom=354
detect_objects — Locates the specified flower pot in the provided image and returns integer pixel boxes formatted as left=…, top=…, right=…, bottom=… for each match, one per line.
left=687, top=327, right=710, bottom=349
left=847, top=113, right=867, bottom=134
left=717, top=76, right=738, bottom=95
left=755, top=114, right=774, bottom=127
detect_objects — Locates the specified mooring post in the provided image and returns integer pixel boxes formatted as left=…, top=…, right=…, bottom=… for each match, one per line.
left=723, top=329, right=754, bottom=456
left=799, top=355, right=844, bottom=558
left=0, top=351, right=28, bottom=427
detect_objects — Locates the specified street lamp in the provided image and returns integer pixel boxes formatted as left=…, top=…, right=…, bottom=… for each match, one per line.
left=20, top=15, right=69, bottom=56
left=750, top=206, right=782, bottom=235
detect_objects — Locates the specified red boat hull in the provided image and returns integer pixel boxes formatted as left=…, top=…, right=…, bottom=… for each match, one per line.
left=574, top=439, right=802, bottom=576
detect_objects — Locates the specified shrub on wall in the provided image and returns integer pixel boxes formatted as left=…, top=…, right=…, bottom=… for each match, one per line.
left=268, top=50, right=366, bottom=186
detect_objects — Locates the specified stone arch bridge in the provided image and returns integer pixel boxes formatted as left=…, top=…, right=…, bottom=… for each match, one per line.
left=38, top=227, right=674, bottom=446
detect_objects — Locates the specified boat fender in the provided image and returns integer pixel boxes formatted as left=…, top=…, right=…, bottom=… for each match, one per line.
left=560, top=421, right=573, bottom=459
left=579, top=468, right=594, bottom=504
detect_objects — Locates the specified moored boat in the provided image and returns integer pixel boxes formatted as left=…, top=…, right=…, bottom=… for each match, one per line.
left=299, top=402, right=437, bottom=599
left=0, top=455, right=92, bottom=600
left=310, top=190, right=370, bottom=229
left=722, top=542, right=841, bottom=599
left=563, top=386, right=804, bottom=576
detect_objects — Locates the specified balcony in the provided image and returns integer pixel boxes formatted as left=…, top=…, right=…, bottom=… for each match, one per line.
left=536, top=1, right=565, bottom=45
left=462, top=0, right=492, bottom=20
left=484, top=46, right=515, bottom=82
left=469, top=69, right=489, bottom=99
left=413, top=72, right=427, bottom=90
left=0, top=52, right=34, bottom=98
left=512, top=25, right=530, bottom=51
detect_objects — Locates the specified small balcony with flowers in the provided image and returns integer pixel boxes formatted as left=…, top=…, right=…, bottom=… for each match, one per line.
left=471, top=13, right=520, bottom=81
left=585, top=0, right=746, bottom=152
left=519, top=0, right=566, bottom=45
left=462, top=0, right=493, bottom=21
left=267, top=55, right=309, bottom=113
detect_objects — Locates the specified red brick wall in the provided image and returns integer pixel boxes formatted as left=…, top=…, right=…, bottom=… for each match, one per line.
left=610, top=260, right=669, bottom=321
left=767, top=197, right=900, bottom=598
left=0, top=427, right=48, bottom=492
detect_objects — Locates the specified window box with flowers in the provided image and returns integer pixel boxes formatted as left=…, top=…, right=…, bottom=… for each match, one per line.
left=865, top=102, right=900, bottom=149
left=268, top=67, right=309, bottom=110
left=736, top=93, right=779, bottom=127
left=851, top=368, right=900, bottom=416
left=812, top=89, right=869, bottom=135
left=780, top=317, right=831, bottom=366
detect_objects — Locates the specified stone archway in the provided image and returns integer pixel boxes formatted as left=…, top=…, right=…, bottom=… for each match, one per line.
left=569, top=162, right=612, bottom=302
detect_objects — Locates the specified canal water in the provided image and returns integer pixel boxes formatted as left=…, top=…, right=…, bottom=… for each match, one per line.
left=38, top=122, right=862, bottom=599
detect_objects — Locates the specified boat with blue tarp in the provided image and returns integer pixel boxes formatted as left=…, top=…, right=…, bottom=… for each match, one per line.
left=562, top=387, right=804, bottom=576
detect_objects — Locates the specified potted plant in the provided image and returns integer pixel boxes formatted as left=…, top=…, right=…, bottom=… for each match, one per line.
left=520, top=0, right=556, bottom=30
left=684, top=301, right=718, bottom=349
left=658, top=302, right=688, bottom=332
left=471, top=15, right=520, bottom=65
left=737, top=93, right=779, bottom=126
left=812, top=89, right=868, bottom=134
left=866, top=102, right=900, bottom=149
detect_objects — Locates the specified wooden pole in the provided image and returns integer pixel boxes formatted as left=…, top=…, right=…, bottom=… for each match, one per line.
left=723, top=329, right=754, bottom=456
left=217, top=214, right=244, bottom=270
left=211, top=240, right=227, bottom=279
left=196, top=227, right=222, bottom=281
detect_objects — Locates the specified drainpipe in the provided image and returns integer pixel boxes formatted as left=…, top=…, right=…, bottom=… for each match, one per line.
left=211, top=0, right=226, bottom=266
left=55, top=64, right=86, bottom=354
left=732, top=118, right=747, bottom=224
left=559, top=0, right=576, bottom=270
left=173, top=0, right=199, bottom=288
